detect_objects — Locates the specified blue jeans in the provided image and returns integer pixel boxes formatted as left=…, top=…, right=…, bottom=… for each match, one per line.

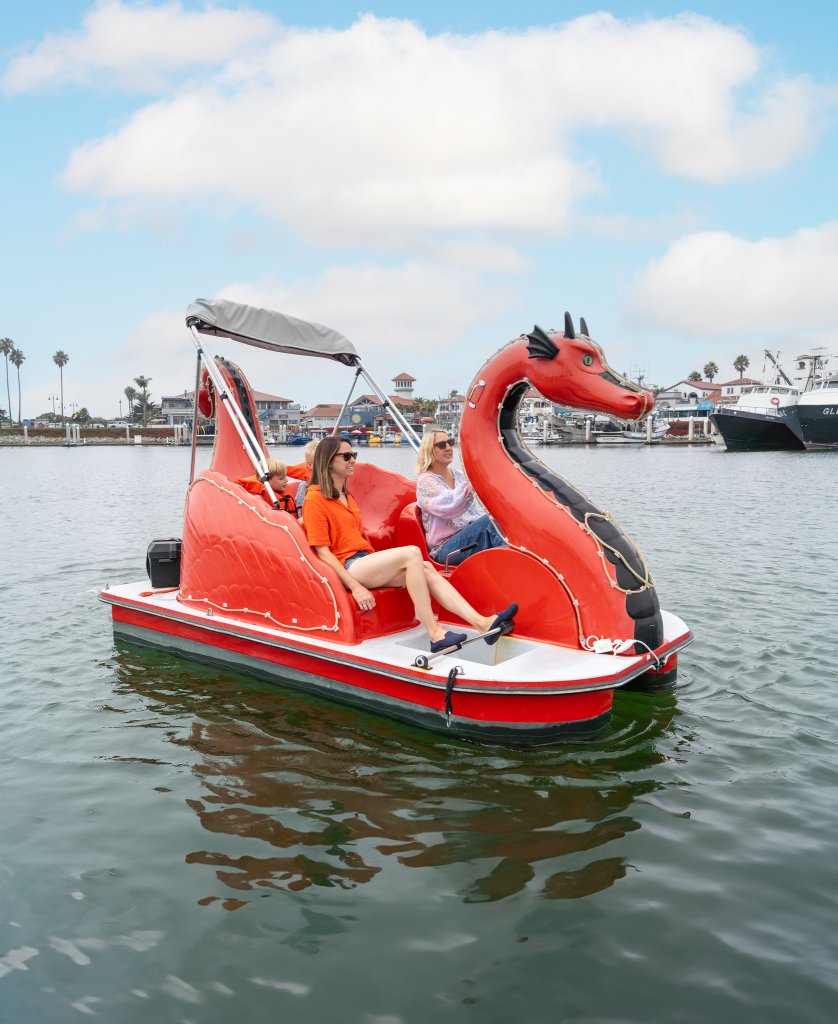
left=344, top=551, right=370, bottom=569
left=433, top=515, right=504, bottom=566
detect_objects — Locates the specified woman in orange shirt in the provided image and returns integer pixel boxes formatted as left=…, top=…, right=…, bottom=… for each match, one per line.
left=303, top=436, right=516, bottom=653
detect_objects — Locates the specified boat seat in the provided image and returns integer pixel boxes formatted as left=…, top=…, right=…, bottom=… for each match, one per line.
left=394, top=502, right=462, bottom=573
left=350, top=584, right=418, bottom=641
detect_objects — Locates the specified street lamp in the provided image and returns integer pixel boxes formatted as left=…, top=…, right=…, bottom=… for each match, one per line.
left=119, top=398, right=123, bottom=420
left=49, top=395, right=56, bottom=420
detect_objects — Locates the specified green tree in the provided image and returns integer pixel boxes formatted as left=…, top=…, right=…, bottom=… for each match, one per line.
left=733, top=354, right=750, bottom=379
left=10, top=347, right=25, bottom=424
left=687, top=370, right=702, bottom=382
left=411, top=395, right=438, bottom=417
left=124, top=386, right=137, bottom=423
left=703, top=361, right=719, bottom=382
left=133, top=375, right=152, bottom=426
left=73, top=406, right=90, bottom=424
left=53, top=350, right=69, bottom=421
left=0, top=338, right=13, bottom=427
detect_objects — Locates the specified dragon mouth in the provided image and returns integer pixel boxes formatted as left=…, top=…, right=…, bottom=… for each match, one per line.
left=599, top=369, right=639, bottom=392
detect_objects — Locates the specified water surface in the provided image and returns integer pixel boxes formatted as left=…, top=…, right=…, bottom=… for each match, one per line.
left=2, top=444, right=837, bottom=1022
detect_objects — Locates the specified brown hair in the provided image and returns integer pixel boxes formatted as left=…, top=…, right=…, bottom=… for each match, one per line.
left=310, top=435, right=350, bottom=500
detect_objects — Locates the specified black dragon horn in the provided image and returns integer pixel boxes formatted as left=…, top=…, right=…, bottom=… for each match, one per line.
left=580, top=317, right=590, bottom=336
left=564, top=311, right=575, bottom=339
left=526, top=325, right=559, bottom=360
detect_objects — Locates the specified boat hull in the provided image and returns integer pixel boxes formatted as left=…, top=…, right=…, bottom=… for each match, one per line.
left=788, top=403, right=838, bottom=450
left=709, top=409, right=803, bottom=451
left=101, top=583, right=692, bottom=745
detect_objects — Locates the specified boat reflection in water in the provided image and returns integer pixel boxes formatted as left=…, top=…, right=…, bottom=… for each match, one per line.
left=111, top=642, right=682, bottom=909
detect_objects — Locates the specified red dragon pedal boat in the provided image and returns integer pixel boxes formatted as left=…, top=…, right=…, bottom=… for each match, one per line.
left=99, top=299, right=692, bottom=744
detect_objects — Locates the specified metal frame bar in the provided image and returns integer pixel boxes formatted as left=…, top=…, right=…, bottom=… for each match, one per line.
left=189, top=351, right=202, bottom=484
left=331, top=367, right=363, bottom=437
left=356, top=365, right=422, bottom=450
left=188, top=325, right=279, bottom=507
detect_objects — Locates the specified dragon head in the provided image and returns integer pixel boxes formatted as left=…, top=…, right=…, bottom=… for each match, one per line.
left=524, top=315, right=653, bottom=419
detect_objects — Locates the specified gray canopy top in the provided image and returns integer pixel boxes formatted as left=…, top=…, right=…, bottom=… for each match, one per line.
left=186, top=298, right=360, bottom=367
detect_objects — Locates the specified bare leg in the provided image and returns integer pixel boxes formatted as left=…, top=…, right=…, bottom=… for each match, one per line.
left=348, top=547, right=447, bottom=642
left=422, top=563, right=495, bottom=633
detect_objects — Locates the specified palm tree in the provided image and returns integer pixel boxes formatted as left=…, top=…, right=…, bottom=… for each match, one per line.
left=124, top=386, right=137, bottom=423
left=733, top=354, right=750, bottom=379
left=10, top=347, right=25, bottom=424
left=703, top=361, right=719, bottom=382
left=687, top=370, right=702, bottom=382
left=133, top=375, right=152, bottom=426
left=53, top=350, right=69, bottom=421
left=0, top=338, right=13, bottom=426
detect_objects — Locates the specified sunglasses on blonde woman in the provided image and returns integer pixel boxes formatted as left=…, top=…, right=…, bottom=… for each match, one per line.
left=335, top=451, right=358, bottom=462
left=434, top=439, right=455, bottom=450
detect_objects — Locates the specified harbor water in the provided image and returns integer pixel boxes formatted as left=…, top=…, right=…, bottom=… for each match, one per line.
left=2, top=443, right=837, bottom=1023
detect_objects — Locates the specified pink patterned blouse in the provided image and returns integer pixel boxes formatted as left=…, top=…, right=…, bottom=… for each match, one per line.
left=416, top=469, right=482, bottom=557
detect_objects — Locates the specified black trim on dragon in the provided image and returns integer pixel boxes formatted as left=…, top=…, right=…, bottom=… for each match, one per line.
left=503, top=326, right=664, bottom=651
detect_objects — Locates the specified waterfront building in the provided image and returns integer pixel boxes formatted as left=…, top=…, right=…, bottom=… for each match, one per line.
left=655, top=379, right=721, bottom=419
left=161, top=389, right=301, bottom=438
left=716, top=377, right=761, bottom=405
left=302, top=403, right=344, bottom=439
left=391, top=372, right=415, bottom=401
left=435, top=392, right=465, bottom=437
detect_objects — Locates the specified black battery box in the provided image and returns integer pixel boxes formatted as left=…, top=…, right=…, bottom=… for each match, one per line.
left=146, top=537, right=182, bottom=588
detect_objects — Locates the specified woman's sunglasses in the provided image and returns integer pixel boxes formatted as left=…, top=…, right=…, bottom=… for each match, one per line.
left=434, top=439, right=456, bottom=450
left=335, top=451, right=358, bottom=461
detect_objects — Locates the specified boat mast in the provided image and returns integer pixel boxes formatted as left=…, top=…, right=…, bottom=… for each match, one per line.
left=763, top=349, right=794, bottom=387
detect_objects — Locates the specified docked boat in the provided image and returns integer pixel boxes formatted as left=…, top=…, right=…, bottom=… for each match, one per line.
left=592, top=430, right=645, bottom=445
left=99, top=301, right=692, bottom=744
left=787, top=371, right=838, bottom=449
left=710, top=383, right=803, bottom=451
left=593, top=417, right=669, bottom=445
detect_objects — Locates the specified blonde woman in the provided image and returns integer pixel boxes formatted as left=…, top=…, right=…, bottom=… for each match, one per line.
left=302, top=436, right=516, bottom=653
left=415, top=430, right=504, bottom=566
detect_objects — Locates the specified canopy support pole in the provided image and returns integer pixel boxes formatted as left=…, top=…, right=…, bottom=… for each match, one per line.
left=356, top=365, right=422, bottom=450
left=188, top=326, right=279, bottom=507
left=189, top=351, right=202, bottom=484
left=331, top=367, right=363, bottom=437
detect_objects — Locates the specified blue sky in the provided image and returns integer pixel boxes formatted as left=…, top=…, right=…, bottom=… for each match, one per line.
left=2, top=1, right=837, bottom=419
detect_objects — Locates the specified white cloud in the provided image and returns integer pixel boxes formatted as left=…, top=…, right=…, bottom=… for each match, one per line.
left=625, top=222, right=838, bottom=336
left=61, top=260, right=518, bottom=417
left=20, top=9, right=828, bottom=247
left=2, top=1, right=278, bottom=93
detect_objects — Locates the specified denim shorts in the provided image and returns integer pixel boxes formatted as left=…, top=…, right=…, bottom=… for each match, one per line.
left=344, top=551, right=370, bottom=569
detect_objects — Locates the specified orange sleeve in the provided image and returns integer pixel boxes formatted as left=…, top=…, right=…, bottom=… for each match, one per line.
left=302, top=490, right=334, bottom=549
left=287, top=463, right=312, bottom=481
left=236, top=478, right=265, bottom=498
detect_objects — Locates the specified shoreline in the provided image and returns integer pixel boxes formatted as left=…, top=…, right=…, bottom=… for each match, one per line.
left=0, top=436, right=715, bottom=448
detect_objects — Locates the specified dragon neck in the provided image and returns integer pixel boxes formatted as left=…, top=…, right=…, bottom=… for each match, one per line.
left=459, top=339, right=663, bottom=649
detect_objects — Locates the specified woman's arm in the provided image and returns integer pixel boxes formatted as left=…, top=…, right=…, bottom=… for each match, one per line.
left=417, top=473, right=474, bottom=519
left=312, top=546, right=375, bottom=609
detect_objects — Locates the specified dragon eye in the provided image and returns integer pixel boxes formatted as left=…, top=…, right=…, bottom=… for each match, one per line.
left=582, top=354, right=594, bottom=367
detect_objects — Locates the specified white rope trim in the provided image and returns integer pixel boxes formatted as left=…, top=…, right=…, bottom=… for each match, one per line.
left=182, top=476, right=342, bottom=633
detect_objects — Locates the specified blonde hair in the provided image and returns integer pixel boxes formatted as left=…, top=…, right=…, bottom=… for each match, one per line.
left=416, top=429, right=448, bottom=474
left=303, top=440, right=318, bottom=464
left=266, top=458, right=287, bottom=480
